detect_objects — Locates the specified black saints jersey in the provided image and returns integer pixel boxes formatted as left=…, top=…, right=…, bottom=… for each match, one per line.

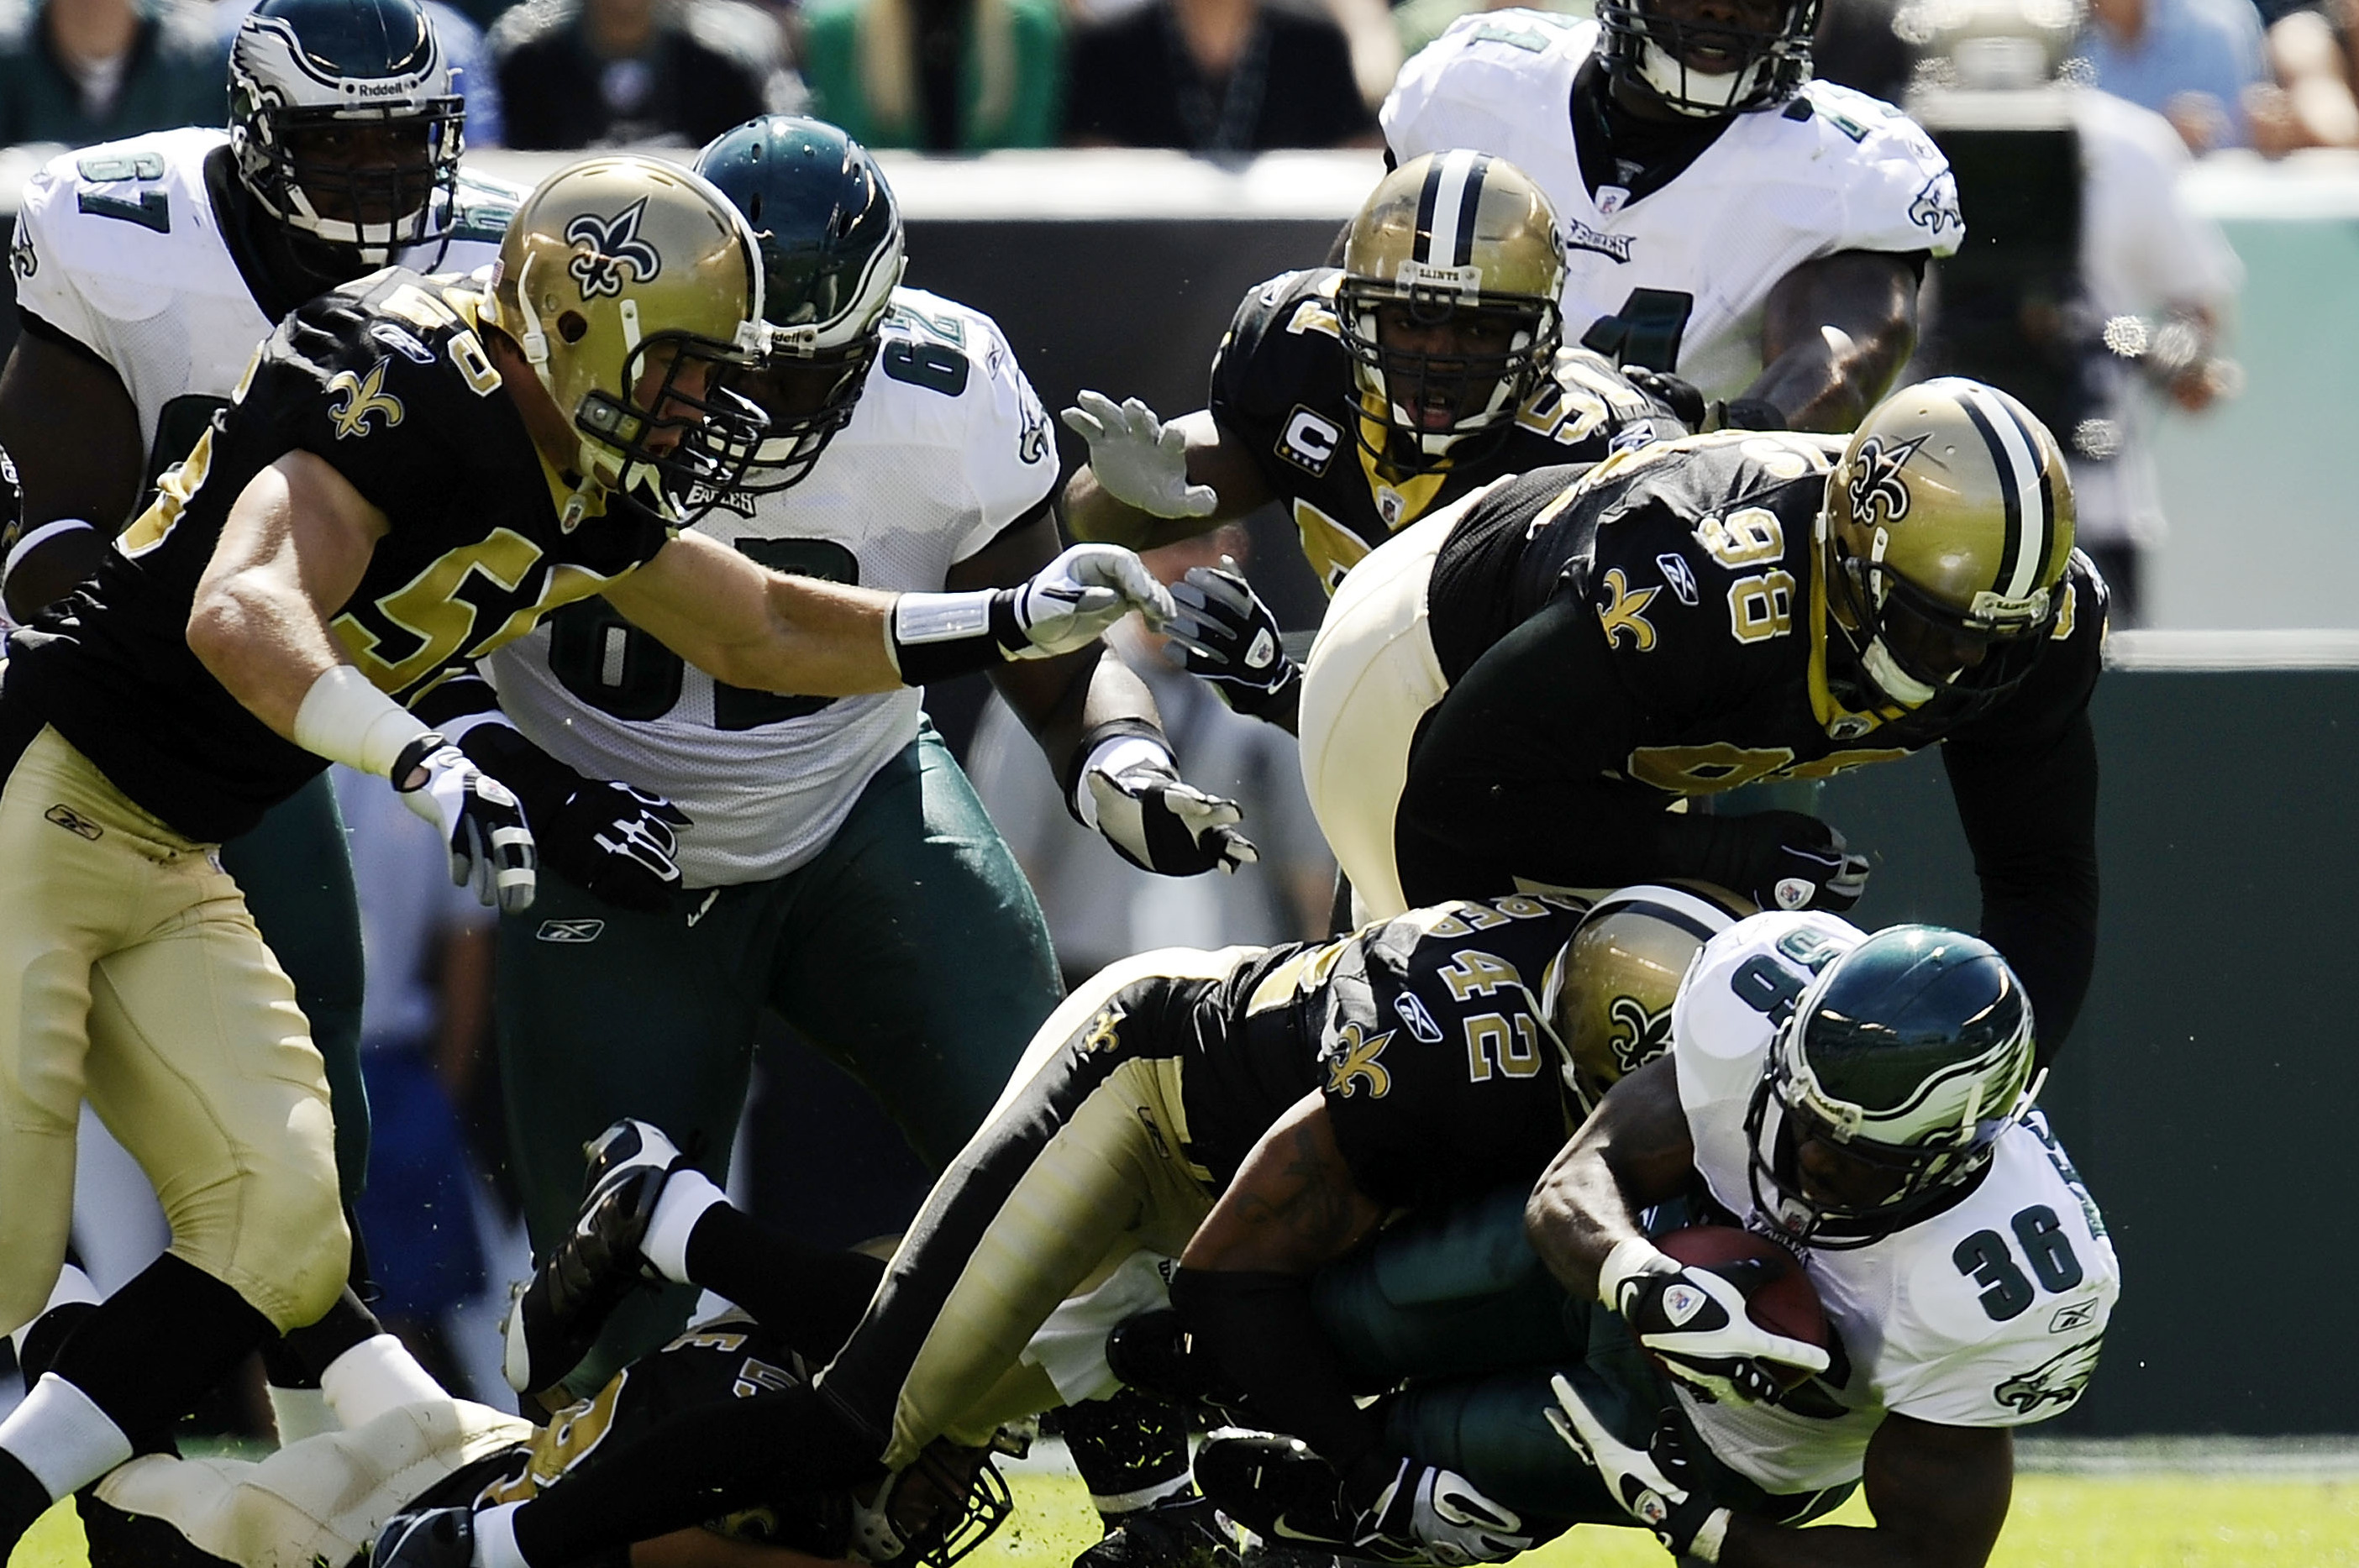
left=1178, top=894, right=1590, bottom=1206
left=470, top=1313, right=849, bottom=1555
left=5, top=266, right=672, bottom=842
left=1206, top=266, right=1675, bottom=594
left=1400, top=432, right=2106, bottom=1043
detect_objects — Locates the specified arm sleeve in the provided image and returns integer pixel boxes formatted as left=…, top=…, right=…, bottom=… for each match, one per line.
left=1941, top=581, right=2106, bottom=1063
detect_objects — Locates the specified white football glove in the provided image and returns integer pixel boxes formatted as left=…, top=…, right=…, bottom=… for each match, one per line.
left=1061, top=391, right=1218, bottom=519
left=1363, top=1459, right=1532, bottom=1566
left=1005, top=543, right=1175, bottom=659
left=1547, top=1374, right=1731, bottom=1563
left=1083, top=745, right=1258, bottom=876
left=1600, top=1239, right=1829, bottom=1403
left=393, top=738, right=537, bottom=913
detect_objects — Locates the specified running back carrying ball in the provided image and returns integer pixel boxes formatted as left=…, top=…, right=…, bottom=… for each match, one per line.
left=1652, top=1225, right=1828, bottom=1393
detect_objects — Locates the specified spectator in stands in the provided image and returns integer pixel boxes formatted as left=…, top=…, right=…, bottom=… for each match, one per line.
left=2246, top=0, right=2359, bottom=152
left=1064, top=0, right=1376, bottom=150
left=0, top=0, right=220, bottom=147
left=967, top=527, right=1332, bottom=992
left=488, top=0, right=798, bottom=149
left=798, top=0, right=1063, bottom=149
left=2073, top=0, right=2269, bottom=150
left=213, top=0, right=505, bottom=148
left=330, top=767, right=499, bottom=1398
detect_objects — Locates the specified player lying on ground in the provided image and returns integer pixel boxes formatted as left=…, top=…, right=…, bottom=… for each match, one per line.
left=0, top=150, right=1168, bottom=1554
left=1194, top=915, right=2120, bottom=1568
left=10, top=1262, right=1001, bottom=1568
left=371, top=885, right=1749, bottom=1568
left=1196, top=379, right=2106, bottom=1062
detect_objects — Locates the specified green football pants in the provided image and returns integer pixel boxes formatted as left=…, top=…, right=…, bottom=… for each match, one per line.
left=219, top=772, right=370, bottom=1209
left=496, top=729, right=1063, bottom=1395
left=1312, top=1186, right=1856, bottom=1531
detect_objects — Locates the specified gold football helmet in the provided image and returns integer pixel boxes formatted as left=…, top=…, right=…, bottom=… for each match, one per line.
left=1821, top=376, right=2077, bottom=713
left=1339, top=151, right=1565, bottom=472
left=483, top=155, right=770, bottom=497
left=1542, top=883, right=1754, bottom=1112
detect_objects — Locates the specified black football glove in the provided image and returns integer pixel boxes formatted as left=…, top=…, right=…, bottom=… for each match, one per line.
left=391, top=736, right=537, bottom=913
left=1546, top=1375, right=1732, bottom=1562
left=458, top=723, right=691, bottom=912
left=1085, top=753, right=1258, bottom=877
left=1165, top=562, right=1301, bottom=726
left=1619, top=370, right=1784, bottom=435
left=1193, top=1434, right=1529, bottom=1566
left=1714, top=810, right=1870, bottom=913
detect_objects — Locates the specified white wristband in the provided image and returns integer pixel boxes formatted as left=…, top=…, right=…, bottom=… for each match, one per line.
left=892, top=590, right=996, bottom=645
left=3, top=517, right=95, bottom=584
left=1597, top=1235, right=1677, bottom=1312
left=292, top=665, right=433, bottom=779
left=1073, top=735, right=1173, bottom=828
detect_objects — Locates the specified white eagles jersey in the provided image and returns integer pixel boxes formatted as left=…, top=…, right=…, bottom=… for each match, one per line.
left=1382, top=14, right=1963, bottom=401
left=1665, top=912, right=2120, bottom=1497
left=11, top=125, right=518, bottom=475
left=484, top=288, right=1059, bottom=886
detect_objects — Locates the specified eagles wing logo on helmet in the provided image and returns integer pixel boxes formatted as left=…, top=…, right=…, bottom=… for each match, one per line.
left=1605, top=994, right=1672, bottom=1076
left=1846, top=433, right=1928, bottom=529
left=565, top=197, right=664, bottom=301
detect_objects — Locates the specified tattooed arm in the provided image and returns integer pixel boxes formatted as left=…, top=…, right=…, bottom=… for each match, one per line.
left=1167, top=1093, right=1397, bottom=1483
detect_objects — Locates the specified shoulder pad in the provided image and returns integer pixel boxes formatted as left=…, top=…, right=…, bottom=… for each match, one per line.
left=1384, top=13, right=1589, bottom=155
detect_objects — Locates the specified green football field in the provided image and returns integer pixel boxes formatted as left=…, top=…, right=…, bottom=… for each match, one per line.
left=20, top=1463, right=2359, bottom=1568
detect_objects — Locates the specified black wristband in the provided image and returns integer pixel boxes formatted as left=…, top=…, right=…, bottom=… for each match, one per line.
left=891, top=589, right=1025, bottom=685
left=1057, top=715, right=1171, bottom=819
left=1721, top=397, right=1787, bottom=432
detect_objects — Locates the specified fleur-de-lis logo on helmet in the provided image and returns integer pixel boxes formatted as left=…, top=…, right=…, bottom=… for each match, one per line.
left=1847, top=433, right=1928, bottom=529
left=325, top=360, right=404, bottom=440
left=565, top=197, right=664, bottom=301
left=1604, top=994, right=1673, bottom=1077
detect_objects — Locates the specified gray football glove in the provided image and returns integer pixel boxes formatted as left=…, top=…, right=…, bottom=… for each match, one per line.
left=1004, top=543, right=1175, bottom=659
left=392, top=737, right=537, bottom=913
left=1061, top=391, right=1218, bottom=519
left=1085, top=754, right=1258, bottom=876
left=1547, top=1374, right=1732, bottom=1563
left=1166, top=563, right=1300, bottom=722
left=1363, top=1459, right=1533, bottom=1566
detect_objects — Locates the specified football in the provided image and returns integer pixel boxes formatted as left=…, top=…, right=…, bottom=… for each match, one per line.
left=1652, top=1225, right=1830, bottom=1390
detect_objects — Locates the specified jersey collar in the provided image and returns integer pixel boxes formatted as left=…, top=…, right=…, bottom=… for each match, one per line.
left=1353, top=391, right=1454, bottom=534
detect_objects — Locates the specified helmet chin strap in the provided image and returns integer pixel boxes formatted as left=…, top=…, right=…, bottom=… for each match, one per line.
left=1861, top=637, right=1940, bottom=708
left=1637, top=41, right=1762, bottom=114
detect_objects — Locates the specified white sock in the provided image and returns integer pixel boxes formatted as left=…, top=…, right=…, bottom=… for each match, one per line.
left=0, top=1374, right=133, bottom=1500
left=475, top=1501, right=529, bottom=1568
left=640, top=1168, right=728, bottom=1286
left=265, top=1384, right=338, bottom=1445
left=319, top=1334, right=448, bottom=1428
left=8, top=1266, right=102, bottom=1361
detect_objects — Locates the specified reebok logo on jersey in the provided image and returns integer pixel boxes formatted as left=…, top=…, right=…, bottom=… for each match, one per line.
left=1655, top=553, right=1698, bottom=606
left=1393, top=991, right=1445, bottom=1043
left=2048, top=1298, right=2100, bottom=1335
left=370, top=322, right=437, bottom=365
left=44, top=805, right=101, bottom=841
left=535, top=918, right=606, bottom=943
left=1562, top=219, right=1635, bottom=264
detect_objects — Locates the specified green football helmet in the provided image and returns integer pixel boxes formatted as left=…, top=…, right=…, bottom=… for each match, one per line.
left=695, top=116, right=906, bottom=493
left=1745, top=925, right=2039, bottom=1248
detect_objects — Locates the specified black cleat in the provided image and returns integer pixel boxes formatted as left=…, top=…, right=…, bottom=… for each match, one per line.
left=370, top=1508, right=475, bottom=1568
left=1074, top=1496, right=1241, bottom=1568
left=501, top=1119, right=683, bottom=1398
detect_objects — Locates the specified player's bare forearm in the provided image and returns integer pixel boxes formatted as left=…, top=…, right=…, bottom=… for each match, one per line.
left=187, top=451, right=390, bottom=739
left=1525, top=1057, right=1698, bottom=1299
left=1715, top=1418, right=2011, bottom=1568
left=606, top=530, right=907, bottom=698
left=1742, top=250, right=1921, bottom=433
left=1183, top=1093, right=1387, bottom=1274
left=0, top=328, right=145, bottom=535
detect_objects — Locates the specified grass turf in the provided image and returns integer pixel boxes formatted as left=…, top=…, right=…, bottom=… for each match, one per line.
left=18, top=1467, right=2359, bottom=1568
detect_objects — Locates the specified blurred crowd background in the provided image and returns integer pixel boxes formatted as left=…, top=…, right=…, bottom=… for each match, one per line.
left=3, top=0, right=2355, bottom=160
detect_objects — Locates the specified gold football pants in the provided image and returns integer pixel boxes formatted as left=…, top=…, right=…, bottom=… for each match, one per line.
left=92, top=1400, right=530, bottom=1568
left=821, top=947, right=1260, bottom=1469
left=0, top=726, right=348, bottom=1334
left=1298, top=496, right=1483, bottom=921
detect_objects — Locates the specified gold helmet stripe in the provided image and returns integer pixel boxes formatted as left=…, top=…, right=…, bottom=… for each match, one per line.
left=1416, top=148, right=1492, bottom=270
left=1956, top=381, right=2052, bottom=602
